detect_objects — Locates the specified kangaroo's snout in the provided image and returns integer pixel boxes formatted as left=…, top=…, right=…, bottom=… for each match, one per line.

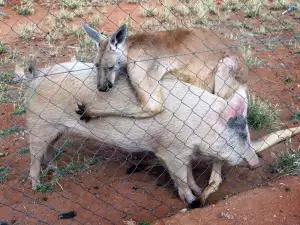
left=98, top=80, right=113, bottom=92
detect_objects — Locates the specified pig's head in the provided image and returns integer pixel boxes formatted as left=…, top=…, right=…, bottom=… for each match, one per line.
left=208, top=87, right=260, bottom=169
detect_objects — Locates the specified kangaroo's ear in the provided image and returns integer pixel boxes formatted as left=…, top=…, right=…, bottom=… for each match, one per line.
left=82, top=22, right=103, bottom=48
left=109, top=24, right=127, bottom=51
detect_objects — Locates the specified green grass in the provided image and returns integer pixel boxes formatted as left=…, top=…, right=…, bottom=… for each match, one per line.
left=125, top=0, right=147, bottom=3
left=0, top=97, right=9, bottom=103
left=282, top=75, right=292, bottom=83
left=89, top=17, right=101, bottom=28
left=220, top=0, right=240, bottom=12
left=13, top=6, right=32, bottom=15
left=273, top=149, right=300, bottom=174
left=139, top=222, right=150, bottom=225
left=0, top=70, right=13, bottom=82
left=247, top=96, right=280, bottom=132
left=270, top=0, right=289, bottom=10
left=141, top=6, right=157, bottom=17
left=0, top=167, right=9, bottom=183
left=56, top=9, right=73, bottom=21
left=0, top=41, right=7, bottom=54
left=17, top=24, right=36, bottom=42
left=61, top=0, right=84, bottom=9
left=245, top=55, right=264, bottom=68
left=63, top=139, right=74, bottom=147
left=0, top=127, right=23, bottom=138
left=17, top=147, right=30, bottom=154
left=35, top=182, right=53, bottom=193
left=85, top=157, right=100, bottom=166
left=292, top=109, right=300, bottom=121
left=71, top=26, right=85, bottom=39
left=232, top=22, right=252, bottom=30
left=174, top=3, right=190, bottom=16
left=296, top=50, right=300, bottom=55
left=12, top=106, right=26, bottom=115
left=254, top=25, right=266, bottom=35
left=244, top=0, right=266, bottom=18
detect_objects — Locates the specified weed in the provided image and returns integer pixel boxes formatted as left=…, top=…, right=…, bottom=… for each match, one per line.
left=76, top=35, right=96, bottom=62
left=273, top=149, right=300, bottom=174
left=16, top=23, right=36, bottom=42
left=125, top=0, right=147, bottom=2
left=284, top=186, right=291, bottom=192
left=270, top=0, right=289, bottom=10
left=0, top=127, right=23, bottom=138
left=35, top=182, right=53, bottom=193
left=85, top=157, right=100, bottom=166
left=64, top=162, right=85, bottom=173
left=141, top=5, right=157, bottom=17
left=220, top=0, right=239, bottom=12
left=54, top=148, right=63, bottom=159
left=13, top=0, right=34, bottom=15
left=174, top=3, right=190, bottom=16
left=52, top=162, right=85, bottom=183
left=244, top=0, right=267, bottom=18
left=282, top=75, right=292, bottom=83
left=119, top=16, right=133, bottom=33
left=248, top=96, right=280, bottom=132
left=0, top=41, right=7, bottom=54
left=254, top=25, right=266, bottom=35
left=292, top=109, right=300, bottom=121
left=0, top=97, right=9, bottom=103
left=232, top=22, right=252, bottom=30
left=17, top=147, right=30, bottom=154
left=74, top=7, right=84, bottom=17
left=0, top=70, right=13, bottom=82
left=0, top=167, right=9, bottom=183
left=12, top=106, right=26, bottom=115
left=244, top=46, right=264, bottom=68
left=71, top=26, right=85, bottom=39
left=63, top=139, right=74, bottom=147
left=157, top=6, right=174, bottom=23
left=190, top=0, right=211, bottom=24
left=13, top=6, right=31, bottom=15
left=139, top=222, right=150, bottom=225
left=89, top=17, right=101, bottom=28
left=57, top=9, right=73, bottom=21
left=296, top=50, right=300, bottom=55
left=61, top=0, right=85, bottom=9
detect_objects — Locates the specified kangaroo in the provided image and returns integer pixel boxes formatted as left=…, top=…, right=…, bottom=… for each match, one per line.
left=82, top=22, right=249, bottom=118
left=18, top=61, right=300, bottom=207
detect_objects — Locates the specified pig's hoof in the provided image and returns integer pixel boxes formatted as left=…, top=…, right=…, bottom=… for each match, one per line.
left=188, top=199, right=201, bottom=209
left=75, top=103, right=91, bottom=122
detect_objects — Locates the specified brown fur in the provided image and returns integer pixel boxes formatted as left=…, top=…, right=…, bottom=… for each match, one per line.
left=83, top=24, right=249, bottom=117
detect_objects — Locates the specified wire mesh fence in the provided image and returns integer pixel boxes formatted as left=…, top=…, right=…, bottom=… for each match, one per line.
left=0, top=0, right=300, bottom=224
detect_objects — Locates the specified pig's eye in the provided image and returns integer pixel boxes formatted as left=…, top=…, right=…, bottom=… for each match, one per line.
left=108, top=66, right=114, bottom=71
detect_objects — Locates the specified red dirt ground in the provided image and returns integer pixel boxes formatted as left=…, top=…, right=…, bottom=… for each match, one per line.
left=0, top=0, right=300, bottom=224
left=153, top=176, right=300, bottom=225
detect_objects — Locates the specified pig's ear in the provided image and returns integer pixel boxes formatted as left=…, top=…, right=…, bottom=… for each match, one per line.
left=222, top=88, right=247, bottom=122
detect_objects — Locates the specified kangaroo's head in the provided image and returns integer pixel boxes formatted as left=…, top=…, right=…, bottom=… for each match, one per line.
left=82, top=22, right=128, bottom=92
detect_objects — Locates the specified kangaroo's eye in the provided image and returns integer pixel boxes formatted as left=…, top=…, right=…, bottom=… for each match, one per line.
left=95, top=63, right=100, bottom=68
left=108, top=66, right=114, bottom=71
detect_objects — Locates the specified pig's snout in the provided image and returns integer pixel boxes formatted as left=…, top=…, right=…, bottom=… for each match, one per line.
left=247, top=160, right=262, bottom=170
left=238, top=157, right=261, bottom=170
